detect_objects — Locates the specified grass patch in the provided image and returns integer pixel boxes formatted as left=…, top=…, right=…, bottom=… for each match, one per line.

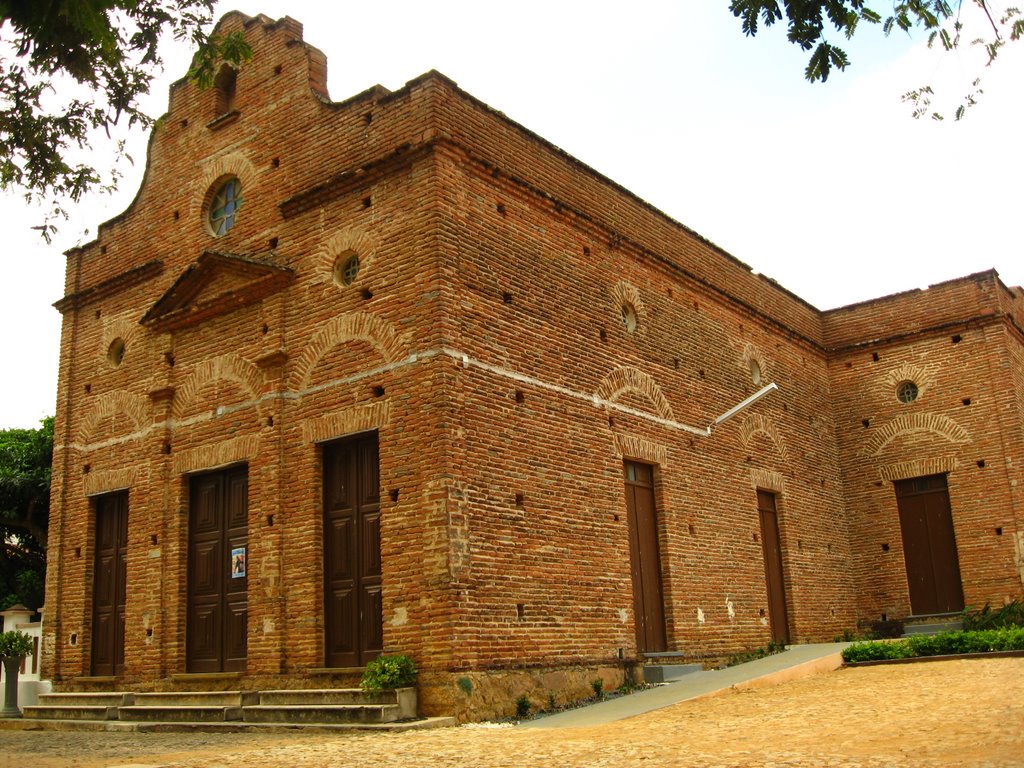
left=842, top=626, right=1024, bottom=663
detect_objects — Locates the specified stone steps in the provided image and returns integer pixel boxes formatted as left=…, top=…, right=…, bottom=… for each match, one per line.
left=902, top=613, right=964, bottom=637
left=242, top=704, right=401, bottom=724
left=20, top=687, right=417, bottom=726
left=22, top=692, right=134, bottom=721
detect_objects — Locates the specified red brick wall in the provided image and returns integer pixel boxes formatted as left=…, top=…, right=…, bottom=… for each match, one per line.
left=825, top=279, right=1024, bottom=621
left=43, top=11, right=1023, bottom=720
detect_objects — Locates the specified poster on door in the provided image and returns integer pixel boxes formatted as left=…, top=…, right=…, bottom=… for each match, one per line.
left=231, top=546, right=246, bottom=578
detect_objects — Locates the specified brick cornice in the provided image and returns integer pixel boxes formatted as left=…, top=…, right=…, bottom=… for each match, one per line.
left=279, top=141, right=419, bottom=219
left=53, top=260, right=164, bottom=314
left=824, top=312, right=1021, bottom=356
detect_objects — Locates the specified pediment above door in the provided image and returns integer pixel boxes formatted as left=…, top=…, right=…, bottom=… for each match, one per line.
left=141, top=251, right=293, bottom=332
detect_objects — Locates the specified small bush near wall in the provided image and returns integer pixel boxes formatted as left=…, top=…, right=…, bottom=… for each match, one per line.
left=360, top=654, right=417, bottom=690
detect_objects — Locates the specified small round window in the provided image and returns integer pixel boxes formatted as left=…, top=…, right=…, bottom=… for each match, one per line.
left=897, top=380, right=919, bottom=404
left=107, top=338, right=126, bottom=368
left=332, top=251, right=361, bottom=287
left=208, top=177, right=243, bottom=236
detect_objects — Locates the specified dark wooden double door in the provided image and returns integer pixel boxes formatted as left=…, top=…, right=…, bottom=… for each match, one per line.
left=92, top=491, right=128, bottom=676
left=895, top=474, right=964, bottom=615
left=323, top=433, right=383, bottom=668
left=187, top=466, right=249, bottom=673
left=757, top=490, right=791, bottom=645
left=624, top=461, right=667, bottom=653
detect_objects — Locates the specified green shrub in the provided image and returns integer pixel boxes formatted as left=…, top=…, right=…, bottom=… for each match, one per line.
left=962, top=600, right=1024, bottom=631
left=360, top=654, right=417, bottom=690
left=590, top=678, right=604, bottom=699
left=0, top=631, right=33, bottom=659
left=842, top=627, right=1024, bottom=663
left=514, top=694, right=531, bottom=718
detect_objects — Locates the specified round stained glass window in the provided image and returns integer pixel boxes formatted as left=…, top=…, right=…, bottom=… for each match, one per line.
left=342, top=255, right=360, bottom=285
left=897, top=380, right=919, bottom=404
left=332, top=251, right=361, bottom=287
left=208, top=177, right=243, bottom=236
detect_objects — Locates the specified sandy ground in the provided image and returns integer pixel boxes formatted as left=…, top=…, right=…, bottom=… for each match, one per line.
left=1, top=658, right=1021, bottom=767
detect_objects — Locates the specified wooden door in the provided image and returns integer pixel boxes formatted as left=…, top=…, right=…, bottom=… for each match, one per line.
left=895, top=475, right=964, bottom=615
left=757, top=490, right=791, bottom=645
left=187, top=466, right=248, bottom=673
left=624, top=461, right=667, bottom=653
left=91, top=491, right=128, bottom=676
left=323, top=433, right=383, bottom=667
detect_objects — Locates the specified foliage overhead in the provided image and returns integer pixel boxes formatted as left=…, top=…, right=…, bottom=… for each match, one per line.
left=0, top=1, right=251, bottom=239
left=0, top=417, right=53, bottom=611
left=728, top=0, right=1024, bottom=119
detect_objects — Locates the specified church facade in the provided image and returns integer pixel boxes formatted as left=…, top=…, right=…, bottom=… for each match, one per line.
left=44, top=12, right=1024, bottom=719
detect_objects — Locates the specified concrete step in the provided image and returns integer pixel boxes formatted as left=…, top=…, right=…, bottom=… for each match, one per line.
left=249, top=687, right=417, bottom=723
left=20, top=687, right=419, bottom=726
left=22, top=692, right=134, bottom=720
left=117, top=691, right=259, bottom=723
left=902, top=620, right=964, bottom=636
left=130, top=691, right=260, bottom=707
left=37, top=692, right=135, bottom=707
left=257, top=688, right=393, bottom=706
left=242, top=703, right=402, bottom=724
left=902, top=613, right=964, bottom=636
left=21, top=704, right=119, bottom=721
left=118, top=705, right=244, bottom=723
left=642, top=664, right=703, bottom=684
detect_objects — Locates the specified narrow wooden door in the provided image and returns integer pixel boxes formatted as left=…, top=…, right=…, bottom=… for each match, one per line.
left=323, top=433, right=383, bottom=667
left=624, top=461, right=667, bottom=653
left=757, top=490, right=791, bottom=645
left=895, top=475, right=964, bottom=615
left=91, top=491, right=128, bottom=676
left=187, top=466, right=248, bottom=673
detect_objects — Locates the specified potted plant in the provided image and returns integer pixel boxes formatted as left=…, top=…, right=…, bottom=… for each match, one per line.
left=0, top=630, right=34, bottom=718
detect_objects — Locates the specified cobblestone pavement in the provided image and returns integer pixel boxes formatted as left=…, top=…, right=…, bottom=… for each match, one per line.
left=2, top=658, right=1021, bottom=767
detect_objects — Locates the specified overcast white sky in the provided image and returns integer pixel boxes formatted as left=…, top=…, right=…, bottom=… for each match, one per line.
left=1, top=1, right=1021, bottom=429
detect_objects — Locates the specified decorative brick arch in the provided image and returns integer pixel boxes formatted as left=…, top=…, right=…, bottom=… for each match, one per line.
left=295, top=311, right=411, bottom=388
left=174, top=353, right=263, bottom=418
left=594, top=366, right=675, bottom=421
left=610, top=280, right=646, bottom=337
left=739, top=413, right=789, bottom=461
left=862, top=413, right=970, bottom=457
left=740, top=343, right=767, bottom=384
left=878, top=456, right=959, bottom=482
left=319, top=228, right=380, bottom=285
left=100, top=312, right=143, bottom=361
left=191, top=151, right=259, bottom=224
left=78, top=391, right=149, bottom=445
left=884, top=363, right=936, bottom=399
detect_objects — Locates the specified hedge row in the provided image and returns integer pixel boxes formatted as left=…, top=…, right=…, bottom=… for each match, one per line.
left=841, top=626, right=1024, bottom=663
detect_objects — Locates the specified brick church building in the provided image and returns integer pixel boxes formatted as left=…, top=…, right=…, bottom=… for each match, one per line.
left=43, top=12, right=1024, bottom=719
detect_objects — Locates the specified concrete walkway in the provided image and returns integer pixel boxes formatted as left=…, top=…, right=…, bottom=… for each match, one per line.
left=521, top=642, right=850, bottom=728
